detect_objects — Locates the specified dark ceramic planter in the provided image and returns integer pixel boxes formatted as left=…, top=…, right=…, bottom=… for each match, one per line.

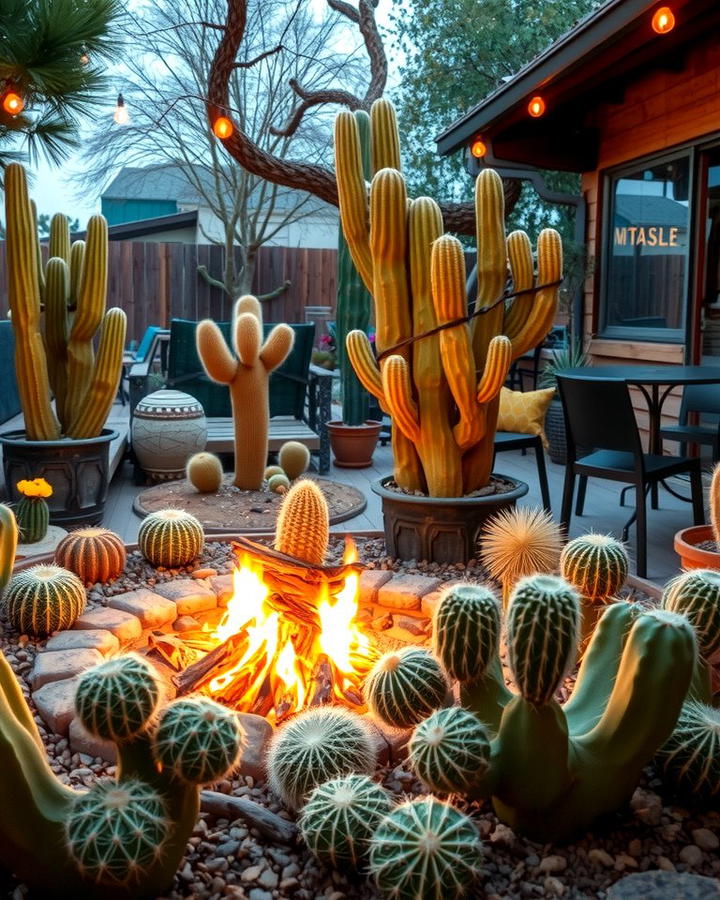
left=372, top=475, right=529, bottom=565
left=0, top=428, right=117, bottom=529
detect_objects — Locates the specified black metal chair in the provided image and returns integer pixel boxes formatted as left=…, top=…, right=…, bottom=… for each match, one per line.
left=557, top=375, right=704, bottom=578
left=494, top=431, right=551, bottom=512
left=505, top=343, right=543, bottom=392
left=659, top=383, right=720, bottom=461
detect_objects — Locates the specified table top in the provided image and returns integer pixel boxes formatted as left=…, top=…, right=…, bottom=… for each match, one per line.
left=560, top=364, right=720, bottom=386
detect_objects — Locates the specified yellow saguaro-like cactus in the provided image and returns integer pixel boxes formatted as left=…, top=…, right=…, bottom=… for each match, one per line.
left=196, top=296, right=294, bottom=490
left=336, top=100, right=562, bottom=497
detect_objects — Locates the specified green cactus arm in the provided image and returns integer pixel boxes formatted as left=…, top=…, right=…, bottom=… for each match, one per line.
left=510, top=229, right=562, bottom=361
left=381, top=355, right=420, bottom=442
left=69, top=239, right=85, bottom=306
left=504, top=231, right=536, bottom=340
left=334, top=110, right=374, bottom=293
left=260, top=324, right=295, bottom=373
left=476, top=335, right=512, bottom=403
left=0, top=504, right=17, bottom=597
left=471, top=169, right=507, bottom=364
left=346, top=330, right=385, bottom=402
left=196, top=319, right=238, bottom=384
left=370, top=98, right=401, bottom=172
left=460, top=656, right=514, bottom=735
left=48, top=213, right=71, bottom=264
left=43, top=257, right=70, bottom=424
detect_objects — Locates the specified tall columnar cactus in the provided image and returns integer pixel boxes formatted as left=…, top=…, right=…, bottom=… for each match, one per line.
left=196, top=296, right=294, bottom=490
left=335, top=100, right=561, bottom=496
left=0, top=504, right=18, bottom=596
left=0, top=653, right=243, bottom=897
left=710, top=462, right=720, bottom=544
left=5, top=163, right=127, bottom=441
left=274, top=478, right=329, bottom=566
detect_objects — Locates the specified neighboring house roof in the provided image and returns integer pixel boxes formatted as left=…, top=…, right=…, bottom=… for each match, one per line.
left=615, top=195, right=688, bottom=228
left=74, top=210, right=198, bottom=241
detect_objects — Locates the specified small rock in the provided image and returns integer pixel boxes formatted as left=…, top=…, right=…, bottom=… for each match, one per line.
left=630, top=788, right=663, bottom=826
left=490, top=823, right=518, bottom=848
left=173, top=615, right=200, bottom=633
left=235, top=712, right=273, bottom=781
left=656, top=856, right=677, bottom=872
left=543, top=876, right=566, bottom=896
left=679, top=844, right=704, bottom=868
left=248, top=891, right=273, bottom=900
left=539, top=855, right=567, bottom=875
left=241, top=863, right=264, bottom=883
left=32, top=677, right=79, bottom=735
left=45, top=629, right=119, bottom=656
left=588, top=848, right=615, bottom=868
left=258, top=868, right=278, bottom=889
left=627, top=839, right=643, bottom=857
left=371, top=612, right=393, bottom=631
left=153, top=579, right=217, bottom=615
left=192, top=567, right=217, bottom=579
left=211, top=574, right=234, bottom=606
left=608, top=871, right=719, bottom=898
left=68, top=718, right=116, bottom=763
left=615, top=853, right=639, bottom=871
left=692, top=828, right=719, bottom=851
left=377, top=574, right=442, bottom=611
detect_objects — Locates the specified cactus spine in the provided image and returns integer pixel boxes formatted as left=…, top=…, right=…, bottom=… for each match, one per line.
left=138, top=509, right=204, bottom=568
left=186, top=452, right=224, bottom=493
left=364, top=647, right=448, bottom=730
left=15, top=495, right=49, bottom=544
left=0, top=505, right=18, bottom=596
left=5, top=164, right=127, bottom=441
left=55, top=527, right=127, bottom=585
left=274, top=479, right=329, bottom=565
left=4, top=565, right=86, bottom=635
left=336, top=101, right=561, bottom=497
left=196, top=296, right=294, bottom=489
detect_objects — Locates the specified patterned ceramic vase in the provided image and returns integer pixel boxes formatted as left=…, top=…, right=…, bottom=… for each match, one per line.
left=131, top=390, right=207, bottom=481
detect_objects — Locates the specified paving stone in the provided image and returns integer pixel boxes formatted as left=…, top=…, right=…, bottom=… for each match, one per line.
left=359, top=569, right=393, bottom=606
left=174, top=615, right=200, bottom=632
left=32, top=677, right=79, bottom=735
left=69, top=717, right=117, bottom=763
left=107, top=588, right=177, bottom=629
left=383, top=624, right=428, bottom=645
left=30, top=648, right=104, bottom=690
left=607, top=872, right=720, bottom=898
left=377, top=574, right=442, bottom=612
left=153, top=579, right=217, bottom=615
left=73, top=607, right=142, bottom=643
left=45, top=629, right=119, bottom=656
left=235, top=712, right=273, bottom=781
left=421, top=581, right=464, bottom=618
left=211, top=574, right=234, bottom=606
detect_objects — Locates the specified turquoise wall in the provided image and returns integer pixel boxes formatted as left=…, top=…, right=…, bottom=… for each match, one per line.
left=101, top=198, right=178, bottom=225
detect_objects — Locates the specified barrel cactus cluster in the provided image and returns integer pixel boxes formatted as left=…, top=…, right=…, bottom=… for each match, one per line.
left=55, top=527, right=127, bottom=585
left=5, top=163, right=127, bottom=442
left=137, top=508, right=205, bottom=568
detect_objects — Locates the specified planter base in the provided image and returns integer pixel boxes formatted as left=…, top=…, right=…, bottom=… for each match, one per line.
left=674, top=525, right=720, bottom=570
left=328, top=420, right=382, bottom=469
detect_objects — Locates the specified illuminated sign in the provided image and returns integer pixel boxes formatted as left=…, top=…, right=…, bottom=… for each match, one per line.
left=614, top=226, right=679, bottom=247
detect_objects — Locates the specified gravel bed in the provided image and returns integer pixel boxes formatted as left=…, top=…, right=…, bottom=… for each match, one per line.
left=1, top=539, right=718, bottom=899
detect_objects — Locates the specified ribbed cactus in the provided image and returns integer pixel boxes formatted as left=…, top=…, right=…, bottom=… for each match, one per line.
left=0, top=504, right=18, bottom=596
left=55, top=527, right=127, bottom=585
left=278, top=441, right=310, bottom=480
left=196, top=296, right=294, bottom=489
left=138, top=509, right=205, bottom=568
left=15, top=495, right=49, bottom=544
left=4, top=564, right=86, bottom=635
left=710, top=462, right=720, bottom=545
left=432, top=583, right=500, bottom=684
left=369, top=797, right=482, bottom=900
left=267, top=706, right=376, bottom=810
left=663, top=568, right=720, bottom=664
left=268, top=473, right=291, bottom=494
left=364, top=647, right=448, bottom=730
left=300, top=774, right=393, bottom=866
left=5, top=163, right=127, bottom=441
left=186, top=452, right=224, bottom=493
left=274, top=478, right=329, bottom=565
left=264, top=465, right=285, bottom=480
left=657, top=701, right=720, bottom=797
left=336, top=100, right=561, bottom=496
left=408, top=707, right=491, bottom=794
left=560, top=533, right=629, bottom=602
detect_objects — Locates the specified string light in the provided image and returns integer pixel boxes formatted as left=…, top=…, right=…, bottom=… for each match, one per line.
left=652, top=6, right=675, bottom=33
left=471, top=138, right=487, bottom=158
left=2, top=90, right=24, bottom=116
left=213, top=116, right=234, bottom=139
left=528, top=96, right=546, bottom=118
left=113, top=92, right=129, bottom=125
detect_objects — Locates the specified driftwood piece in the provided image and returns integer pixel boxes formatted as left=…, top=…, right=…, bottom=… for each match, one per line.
left=201, top=790, right=297, bottom=844
left=173, top=632, right=248, bottom=695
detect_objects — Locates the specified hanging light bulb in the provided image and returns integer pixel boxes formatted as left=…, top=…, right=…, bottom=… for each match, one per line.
left=528, top=96, right=546, bottom=118
left=113, top=92, right=129, bottom=125
left=79, top=49, right=90, bottom=66
left=471, top=138, right=487, bottom=158
left=213, top=116, right=234, bottom=139
left=651, top=6, right=675, bottom=33
left=2, top=90, right=25, bottom=116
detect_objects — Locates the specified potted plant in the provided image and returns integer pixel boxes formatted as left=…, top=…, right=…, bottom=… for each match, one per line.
left=539, top=342, right=591, bottom=464
left=0, top=164, right=126, bottom=528
left=335, top=100, right=561, bottom=563
left=675, top=462, right=719, bottom=569
left=326, top=109, right=382, bottom=468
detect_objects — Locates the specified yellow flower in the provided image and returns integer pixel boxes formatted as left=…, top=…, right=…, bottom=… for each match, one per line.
left=16, top=477, right=53, bottom=499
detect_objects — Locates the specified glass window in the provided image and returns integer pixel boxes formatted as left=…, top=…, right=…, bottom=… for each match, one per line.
left=601, top=154, right=691, bottom=340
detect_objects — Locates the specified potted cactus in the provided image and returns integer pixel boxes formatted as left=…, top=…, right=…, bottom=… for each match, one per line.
left=674, top=462, right=720, bottom=570
left=0, top=164, right=126, bottom=528
left=335, top=100, right=560, bottom=562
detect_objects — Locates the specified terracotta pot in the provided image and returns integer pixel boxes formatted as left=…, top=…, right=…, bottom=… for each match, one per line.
left=674, top=524, right=720, bottom=570
left=327, top=420, right=382, bottom=468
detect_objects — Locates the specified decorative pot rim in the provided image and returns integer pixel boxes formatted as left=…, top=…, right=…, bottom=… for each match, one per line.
left=674, top=524, right=719, bottom=562
left=371, top=474, right=529, bottom=506
left=0, top=427, right=118, bottom=449
left=327, top=419, right=382, bottom=430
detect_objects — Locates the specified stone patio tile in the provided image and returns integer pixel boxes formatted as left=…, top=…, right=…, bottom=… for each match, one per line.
left=32, top=677, right=79, bottom=735
left=45, top=629, right=120, bottom=656
left=211, top=574, right=234, bottom=606
left=359, top=570, right=393, bottom=606
left=377, top=574, right=442, bottom=611
left=107, top=588, right=177, bottom=629
left=153, top=579, right=217, bottom=615
left=235, top=712, right=273, bottom=781
left=30, top=649, right=104, bottom=690
left=73, top=608, right=142, bottom=643
left=69, top=718, right=117, bottom=763
left=420, top=581, right=465, bottom=619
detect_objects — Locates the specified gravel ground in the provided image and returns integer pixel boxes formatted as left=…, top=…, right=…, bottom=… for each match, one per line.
left=1, top=538, right=719, bottom=899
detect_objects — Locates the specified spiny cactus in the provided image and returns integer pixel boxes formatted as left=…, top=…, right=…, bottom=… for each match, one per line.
left=186, top=452, right=224, bottom=494
left=278, top=441, right=310, bottom=480
left=196, top=296, right=294, bottom=489
left=153, top=698, right=243, bottom=784
left=657, top=701, right=720, bottom=797
left=138, top=508, right=205, bottom=568
left=300, top=773, right=393, bottom=866
left=15, top=495, right=49, bottom=544
left=75, top=655, right=161, bottom=743
left=268, top=472, right=291, bottom=494
left=365, top=647, right=448, bottom=730
left=336, top=100, right=561, bottom=497
left=55, top=527, right=126, bottom=585
left=264, top=465, right=285, bottom=480
left=369, top=797, right=482, bottom=900
left=560, top=533, right=629, bottom=603
left=4, top=564, right=86, bottom=635
left=433, top=583, right=501, bottom=684
left=663, top=569, right=720, bottom=663
left=267, top=706, right=376, bottom=810
left=274, top=479, right=329, bottom=565
left=710, top=462, right=720, bottom=545
left=5, top=163, right=127, bottom=441
left=0, top=505, right=17, bottom=596
left=408, top=707, right=491, bottom=794
left=66, top=779, right=169, bottom=885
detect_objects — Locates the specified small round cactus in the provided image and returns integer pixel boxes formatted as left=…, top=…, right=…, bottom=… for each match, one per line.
left=299, top=773, right=393, bottom=866
left=560, top=533, right=629, bottom=602
left=264, top=465, right=285, bottom=480
left=662, top=569, right=720, bottom=660
left=433, top=584, right=500, bottom=683
left=408, top=707, right=491, bottom=794
left=267, top=706, right=376, bottom=810
left=365, top=647, right=449, bottom=730
left=278, top=440, right=311, bottom=480
left=268, top=472, right=291, bottom=494
left=66, top=778, right=169, bottom=885
left=4, top=564, right=86, bottom=635
left=507, top=574, right=580, bottom=705
left=153, top=698, right=243, bottom=784
left=657, top=701, right=720, bottom=797
left=15, top=495, right=50, bottom=544
left=274, top=478, right=328, bottom=565
left=186, top=452, right=223, bottom=493
left=55, top=527, right=126, bottom=585
left=369, top=797, right=481, bottom=900
left=75, top=654, right=161, bottom=743
left=138, top=508, right=204, bottom=567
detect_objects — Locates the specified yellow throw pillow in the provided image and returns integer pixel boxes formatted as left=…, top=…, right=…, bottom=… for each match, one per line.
left=497, top=386, right=556, bottom=449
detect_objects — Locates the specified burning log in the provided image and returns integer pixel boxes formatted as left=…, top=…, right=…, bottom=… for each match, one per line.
left=173, top=632, right=248, bottom=695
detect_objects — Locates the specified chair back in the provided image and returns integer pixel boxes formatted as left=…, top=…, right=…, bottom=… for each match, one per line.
left=679, top=383, right=720, bottom=424
left=556, top=375, right=643, bottom=461
left=134, top=325, right=164, bottom=363
left=167, top=319, right=316, bottom=419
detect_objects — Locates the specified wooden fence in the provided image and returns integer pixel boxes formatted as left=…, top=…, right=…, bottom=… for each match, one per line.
left=0, top=242, right=339, bottom=342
